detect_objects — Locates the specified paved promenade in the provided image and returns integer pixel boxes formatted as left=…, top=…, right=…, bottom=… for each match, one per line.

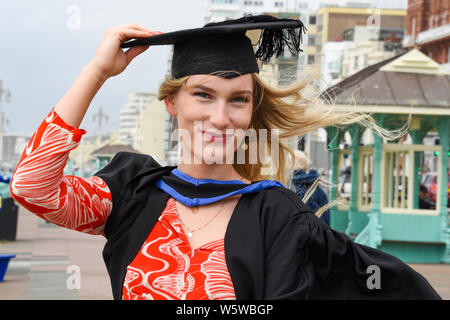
left=0, top=206, right=449, bottom=300
left=0, top=206, right=112, bottom=299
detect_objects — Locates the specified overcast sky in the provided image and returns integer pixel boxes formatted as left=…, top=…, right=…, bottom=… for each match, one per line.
left=0, top=0, right=208, bottom=137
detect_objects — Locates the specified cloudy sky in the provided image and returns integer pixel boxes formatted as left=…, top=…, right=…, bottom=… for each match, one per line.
left=0, top=0, right=208, bottom=137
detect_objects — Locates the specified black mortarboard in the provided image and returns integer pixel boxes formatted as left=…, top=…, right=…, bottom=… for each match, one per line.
left=120, top=15, right=306, bottom=79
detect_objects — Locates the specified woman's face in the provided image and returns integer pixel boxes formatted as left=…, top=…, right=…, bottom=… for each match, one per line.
left=165, top=74, right=254, bottom=165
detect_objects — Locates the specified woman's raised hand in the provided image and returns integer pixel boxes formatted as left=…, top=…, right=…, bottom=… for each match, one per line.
left=89, top=23, right=161, bottom=80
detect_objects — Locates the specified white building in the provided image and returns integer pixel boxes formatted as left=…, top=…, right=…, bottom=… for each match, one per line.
left=163, top=112, right=179, bottom=166
left=1, top=134, right=31, bottom=171
left=321, top=41, right=353, bottom=88
left=341, top=25, right=404, bottom=78
left=205, top=0, right=307, bottom=23
left=205, top=0, right=407, bottom=23
left=320, top=25, right=404, bottom=88
left=136, top=97, right=167, bottom=163
left=205, top=0, right=407, bottom=22
left=119, top=92, right=156, bottom=149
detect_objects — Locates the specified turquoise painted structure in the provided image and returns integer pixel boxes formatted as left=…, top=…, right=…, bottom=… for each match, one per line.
left=322, top=50, right=450, bottom=263
left=326, top=117, right=449, bottom=263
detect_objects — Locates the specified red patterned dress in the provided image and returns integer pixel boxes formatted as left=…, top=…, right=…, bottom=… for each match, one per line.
left=123, top=197, right=235, bottom=300
left=10, top=108, right=236, bottom=300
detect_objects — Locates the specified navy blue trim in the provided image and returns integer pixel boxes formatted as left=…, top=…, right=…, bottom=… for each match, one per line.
left=155, top=177, right=284, bottom=207
left=171, top=169, right=248, bottom=186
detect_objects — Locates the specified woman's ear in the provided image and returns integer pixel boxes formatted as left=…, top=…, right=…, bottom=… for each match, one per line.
left=164, top=95, right=177, bottom=116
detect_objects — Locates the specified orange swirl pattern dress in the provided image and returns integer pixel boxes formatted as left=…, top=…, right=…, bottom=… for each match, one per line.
left=10, top=108, right=236, bottom=300
left=122, top=197, right=236, bottom=300
left=10, top=108, right=112, bottom=235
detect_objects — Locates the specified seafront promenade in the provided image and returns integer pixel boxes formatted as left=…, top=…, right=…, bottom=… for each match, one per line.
left=0, top=206, right=449, bottom=300
left=0, top=206, right=112, bottom=300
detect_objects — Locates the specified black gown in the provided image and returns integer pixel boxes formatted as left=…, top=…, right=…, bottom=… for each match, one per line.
left=95, top=152, right=441, bottom=300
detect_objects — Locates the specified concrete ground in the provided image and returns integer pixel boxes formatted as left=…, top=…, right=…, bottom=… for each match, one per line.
left=0, top=206, right=112, bottom=300
left=0, top=206, right=449, bottom=300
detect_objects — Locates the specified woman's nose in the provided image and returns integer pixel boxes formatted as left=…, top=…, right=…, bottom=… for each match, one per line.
left=210, top=100, right=230, bottom=129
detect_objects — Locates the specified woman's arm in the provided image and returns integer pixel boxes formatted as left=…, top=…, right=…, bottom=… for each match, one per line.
left=54, top=23, right=159, bottom=128
left=10, top=23, right=160, bottom=235
left=10, top=108, right=112, bottom=235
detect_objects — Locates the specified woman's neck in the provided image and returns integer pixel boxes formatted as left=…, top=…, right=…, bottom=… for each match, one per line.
left=177, top=162, right=249, bottom=183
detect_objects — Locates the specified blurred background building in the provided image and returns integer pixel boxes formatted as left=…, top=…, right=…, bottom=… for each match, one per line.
left=403, top=0, right=450, bottom=70
left=119, top=92, right=155, bottom=150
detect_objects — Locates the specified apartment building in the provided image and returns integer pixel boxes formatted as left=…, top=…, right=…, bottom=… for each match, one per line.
left=136, top=97, right=166, bottom=163
left=403, top=0, right=450, bottom=68
left=119, top=92, right=155, bottom=149
left=316, top=6, right=406, bottom=58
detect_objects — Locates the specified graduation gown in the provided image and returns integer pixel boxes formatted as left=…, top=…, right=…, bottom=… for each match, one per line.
left=94, top=152, right=441, bottom=300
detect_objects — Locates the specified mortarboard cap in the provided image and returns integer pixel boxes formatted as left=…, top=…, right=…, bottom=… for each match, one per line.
left=120, top=15, right=307, bottom=79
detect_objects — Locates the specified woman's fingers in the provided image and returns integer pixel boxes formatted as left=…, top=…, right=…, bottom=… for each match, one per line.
left=112, top=27, right=153, bottom=41
left=109, top=27, right=162, bottom=44
left=122, top=22, right=157, bottom=34
left=111, top=23, right=162, bottom=37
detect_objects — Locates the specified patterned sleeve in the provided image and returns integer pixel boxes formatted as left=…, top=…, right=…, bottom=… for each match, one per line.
left=10, top=108, right=113, bottom=236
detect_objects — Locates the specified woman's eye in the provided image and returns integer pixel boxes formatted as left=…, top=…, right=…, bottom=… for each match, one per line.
left=193, top=92, right=211, bottom=99
left=233, top=96, right=250, bottom=103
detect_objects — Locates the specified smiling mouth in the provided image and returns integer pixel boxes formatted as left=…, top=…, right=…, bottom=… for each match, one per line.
left=202, top=130, right=234, bottom=142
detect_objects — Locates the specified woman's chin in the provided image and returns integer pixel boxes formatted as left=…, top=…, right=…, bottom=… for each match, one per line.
left=193, top=145, right=237, bottom=165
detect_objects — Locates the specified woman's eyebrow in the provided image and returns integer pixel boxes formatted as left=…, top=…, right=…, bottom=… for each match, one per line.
left=233, top=90, right=253, bottom=96
left=192, top=85, right=253, bottom=96
left=192, top=85, right=216, bottom=93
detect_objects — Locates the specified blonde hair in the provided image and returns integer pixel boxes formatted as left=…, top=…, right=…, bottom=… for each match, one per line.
left=158, top=72, right=395, bottom=186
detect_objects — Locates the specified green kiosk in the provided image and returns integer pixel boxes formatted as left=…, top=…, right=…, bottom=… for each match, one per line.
left=323, top=49, right=450, bottom=263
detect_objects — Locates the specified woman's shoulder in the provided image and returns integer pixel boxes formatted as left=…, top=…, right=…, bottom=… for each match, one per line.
left=94, top=152, right=174, bottom=199
left=246, top=184, right=315, bottom=225
left=94, top=152, right=162, bottom=181
left=258, top=184, right=309, bottom=208
left=97, top=151, right=157, bottom=171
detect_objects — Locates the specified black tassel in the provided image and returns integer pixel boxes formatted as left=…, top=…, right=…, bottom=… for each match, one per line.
left=205, top=14, right=307, bottom=64
left=255, top=22, right=306, bottom=64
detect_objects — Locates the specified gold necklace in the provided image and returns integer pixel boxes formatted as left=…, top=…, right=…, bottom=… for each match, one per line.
left=177, top=201, right=226, bottom=238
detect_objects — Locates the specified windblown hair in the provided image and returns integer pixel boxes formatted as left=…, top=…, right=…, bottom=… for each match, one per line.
left=158, top=72, right=396, bottom=186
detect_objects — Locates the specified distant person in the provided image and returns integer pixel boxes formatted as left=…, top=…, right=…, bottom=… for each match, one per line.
left=291, top=150, right=330, bottom=225
left=418, top=185, right=434, bottom=209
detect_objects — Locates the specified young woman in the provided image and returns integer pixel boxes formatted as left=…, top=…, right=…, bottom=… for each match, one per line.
left=10, top=16, right=441, bottom=300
